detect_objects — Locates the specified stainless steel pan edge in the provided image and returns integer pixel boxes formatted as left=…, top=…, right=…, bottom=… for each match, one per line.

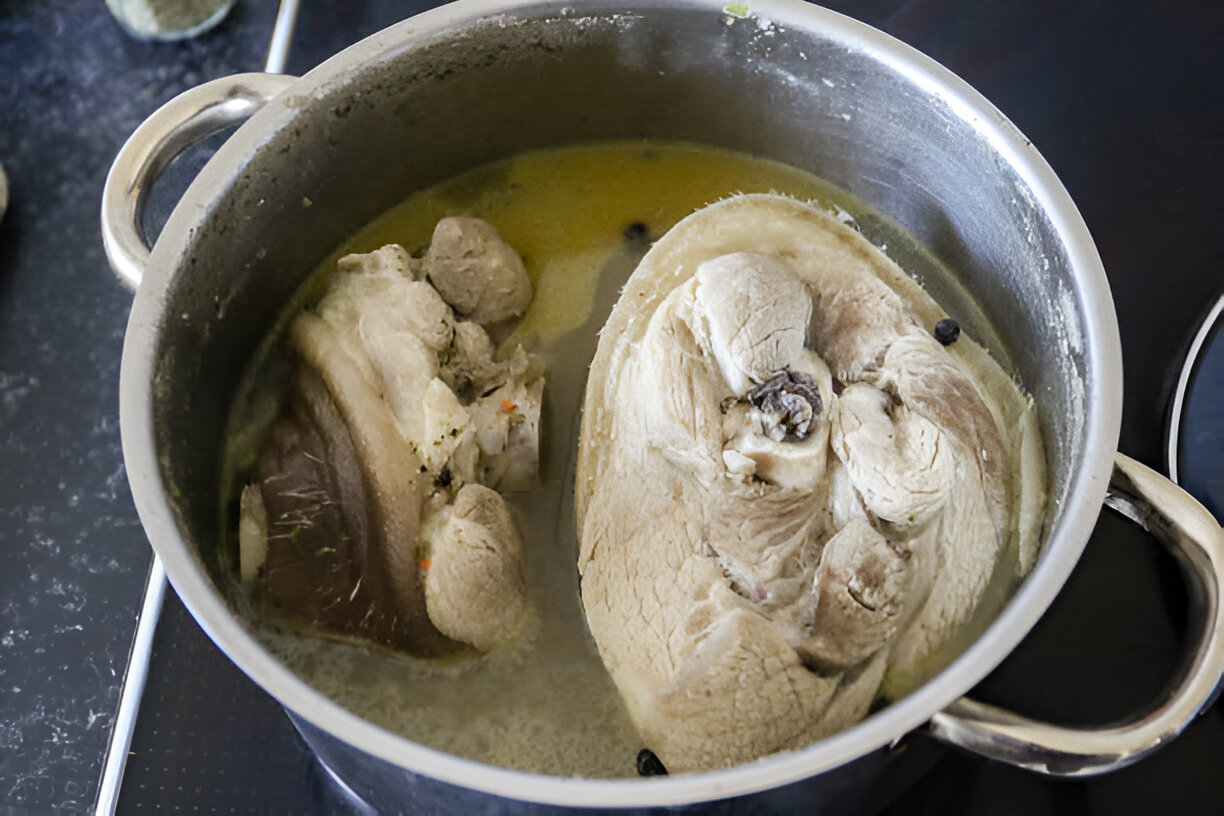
left=111, top=0, right=1219, bottom=808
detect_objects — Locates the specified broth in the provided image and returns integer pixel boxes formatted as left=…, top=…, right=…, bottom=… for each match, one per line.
left=221, top=140, right=1013, bottom=777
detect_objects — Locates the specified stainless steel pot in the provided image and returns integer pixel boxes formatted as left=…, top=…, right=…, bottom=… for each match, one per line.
left=103, top=1, right=1224, bottom=811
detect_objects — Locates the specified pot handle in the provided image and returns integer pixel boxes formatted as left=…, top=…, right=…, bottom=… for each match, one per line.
left=927, top=452, right=1224, bottom=775
left=101, top=72, right=297, bottom=290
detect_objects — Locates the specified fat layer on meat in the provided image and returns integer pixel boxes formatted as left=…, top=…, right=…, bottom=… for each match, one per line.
left=576, top=194, right=1046, bottom=772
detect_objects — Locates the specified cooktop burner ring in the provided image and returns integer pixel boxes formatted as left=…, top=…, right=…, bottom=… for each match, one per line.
left=1167, top=293, right=1224, bottom=522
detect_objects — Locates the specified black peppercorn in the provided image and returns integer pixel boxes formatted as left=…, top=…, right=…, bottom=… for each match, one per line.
left=623, top=221, right=651, bottom=247
left=636, top=748, right=668, bottom=776
left=933, top=318, right=961, bottom=346
left=433, top=466, right=453, bottom=488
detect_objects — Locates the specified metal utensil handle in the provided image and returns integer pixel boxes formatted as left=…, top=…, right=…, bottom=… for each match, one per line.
left=929, top=452, right=1224, bottom=775
left=101, top=72, right=296, bottom=290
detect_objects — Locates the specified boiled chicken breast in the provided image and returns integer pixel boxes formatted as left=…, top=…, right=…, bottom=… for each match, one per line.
left=576, top=194, right=1045, bottom=772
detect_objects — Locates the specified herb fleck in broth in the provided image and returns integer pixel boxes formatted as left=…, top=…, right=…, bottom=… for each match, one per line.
left=221, top=140, right=1008, bottom=777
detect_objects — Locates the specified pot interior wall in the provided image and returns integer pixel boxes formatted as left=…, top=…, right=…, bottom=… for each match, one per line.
left=149, top=3, right=1088, bottom=631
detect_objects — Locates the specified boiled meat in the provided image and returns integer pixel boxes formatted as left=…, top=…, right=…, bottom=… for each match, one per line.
left=239, top=218, right=542, bottom=656
left=576, top=194, right=1045, bottom=772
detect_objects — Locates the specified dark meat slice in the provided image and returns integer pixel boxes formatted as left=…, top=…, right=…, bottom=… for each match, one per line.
left=254, top=357, right=458, bottom=657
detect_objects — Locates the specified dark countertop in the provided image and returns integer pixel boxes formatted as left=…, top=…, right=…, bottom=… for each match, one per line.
left=0, top=2, right=277, bottom=811
left=0, top=1, right=1220, bottom=813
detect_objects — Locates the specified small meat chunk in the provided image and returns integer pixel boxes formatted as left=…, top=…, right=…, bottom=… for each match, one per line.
left=424, top=484, right=529, bottom=650
left=425, top=216, right=532, bottom=325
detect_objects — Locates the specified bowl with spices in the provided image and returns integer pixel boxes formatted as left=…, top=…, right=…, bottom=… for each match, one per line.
left=103, top=1, right=1224, bottom=812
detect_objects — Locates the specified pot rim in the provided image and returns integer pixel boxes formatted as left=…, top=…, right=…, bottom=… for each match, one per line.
left=119, top=0, right=1123, bottom=806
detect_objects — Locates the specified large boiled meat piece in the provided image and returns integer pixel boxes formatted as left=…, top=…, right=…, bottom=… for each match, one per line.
left=239, top=218, right=543, bottom=656
left=576, top=194, right=1046, bottom=772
